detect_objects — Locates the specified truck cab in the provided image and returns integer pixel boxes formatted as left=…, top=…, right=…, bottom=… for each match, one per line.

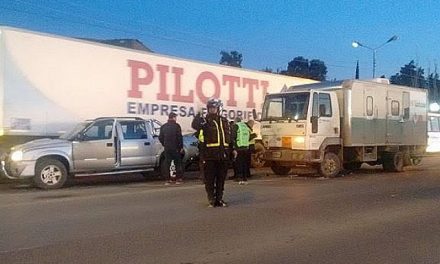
left=261, top=89, right=341, bottom=176
left=1, top=117, right=164, bottom=189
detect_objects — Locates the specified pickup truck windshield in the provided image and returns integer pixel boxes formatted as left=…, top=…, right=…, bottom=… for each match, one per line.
left=261, top=92, right=310, bottom=121
left=59, top=122, right=91, bottom=141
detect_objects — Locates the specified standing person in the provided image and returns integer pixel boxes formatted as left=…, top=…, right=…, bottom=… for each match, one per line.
left=233, top=118, right=251, bottom=185
left=192, top=98, right=235, bottom=207
left=246, top=119, right=258, bottom=178
left=159, top=112, right=184, bottom=185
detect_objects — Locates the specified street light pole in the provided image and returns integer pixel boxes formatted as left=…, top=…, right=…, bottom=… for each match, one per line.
left=352, top=35, right=398, bottom=78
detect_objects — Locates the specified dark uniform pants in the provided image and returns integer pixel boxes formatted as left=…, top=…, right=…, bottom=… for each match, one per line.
left=204, top=160, right=228, bottom=203
left=235, top=148, right=250, bottom=181
left=164, top=150, right=183, bottom=181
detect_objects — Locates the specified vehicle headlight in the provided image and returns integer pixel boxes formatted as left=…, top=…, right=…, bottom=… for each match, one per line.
left=11, top=150, right=23, bottom=161
left=294, top=136, right=305, bottom=144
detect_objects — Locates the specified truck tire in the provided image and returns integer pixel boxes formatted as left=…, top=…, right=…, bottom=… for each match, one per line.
left=34, top=158, right=68, bottom=189
left=319, top=152, right=341, bottom=178
left=382, top=152, right=404, bottom=172
left=251, top=142, right=266, bottom=168
left=271, top=165, right=291, bottom=175
left=411, top=157, right=422, bottom=166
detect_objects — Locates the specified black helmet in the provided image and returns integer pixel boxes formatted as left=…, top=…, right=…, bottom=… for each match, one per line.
left=206, top=98, right=222, bottom=110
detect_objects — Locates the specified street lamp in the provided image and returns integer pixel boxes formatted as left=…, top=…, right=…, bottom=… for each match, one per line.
left=352, top=35, right=398, bottom=78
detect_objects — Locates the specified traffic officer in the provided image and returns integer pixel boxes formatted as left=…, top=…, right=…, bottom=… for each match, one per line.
left=192, top=98, right=235, bottom=207
left=233, top=118, right=251, bottom=184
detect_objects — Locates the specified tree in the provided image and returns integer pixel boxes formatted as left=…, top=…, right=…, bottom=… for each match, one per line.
left=283, top=56, right=327, bottom=81
left=261, top=67, right=273, bottom=73
left=426, top=72, right=440, bottom=102
left=286, top=56, right=309, bottom=78
left=219, top=50, right=242, bottom=68
left=390, top=60, right=426, bottom=88
left=309, top=59, right=327, bottom=81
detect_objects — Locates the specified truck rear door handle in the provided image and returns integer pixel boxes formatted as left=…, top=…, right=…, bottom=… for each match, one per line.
left=106, top=143, right=113, bottom=147
left=144, top=142, right=151, bottom=146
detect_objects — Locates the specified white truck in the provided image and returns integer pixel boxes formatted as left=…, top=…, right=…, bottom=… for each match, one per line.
left=0, top=26, right=315, bottom=165
left=260, top=79, right=427, bottom=177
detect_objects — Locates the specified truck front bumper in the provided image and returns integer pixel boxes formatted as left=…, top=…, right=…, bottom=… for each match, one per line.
left=1, top=159, right=36, bottom=180
left=263, top=149, right=321, bottom=164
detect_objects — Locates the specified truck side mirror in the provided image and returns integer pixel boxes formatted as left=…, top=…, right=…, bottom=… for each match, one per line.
left=311, top=116, right=318, bottom=133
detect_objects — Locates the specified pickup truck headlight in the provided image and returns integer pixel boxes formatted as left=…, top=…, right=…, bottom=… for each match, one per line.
left=11, top=150, right=23, bottom=161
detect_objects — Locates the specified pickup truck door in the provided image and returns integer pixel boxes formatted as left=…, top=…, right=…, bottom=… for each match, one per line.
left=73, top=119, right=116, bottom=171
left=118, top=120, right=156, bottom=167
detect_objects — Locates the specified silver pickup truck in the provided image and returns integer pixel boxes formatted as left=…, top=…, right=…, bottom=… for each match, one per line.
left=1, top=117, right=197, bottom=189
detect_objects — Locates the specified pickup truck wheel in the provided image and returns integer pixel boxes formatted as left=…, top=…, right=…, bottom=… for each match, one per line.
left=319, top=152, right=341, bottom=178
left=383, top=152, right=404, bottom=172
left=34, top=158, right=68, bottom=189
left=270, top=165, right=291, bottom=175
left=251, top=142, right=266, bottom=168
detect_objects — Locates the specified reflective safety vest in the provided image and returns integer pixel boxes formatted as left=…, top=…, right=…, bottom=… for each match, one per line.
left=206, top=119, right=229, bottom=147
left=236, top=122, right=250, bottom=148
left=198, top=129, right=204, bottom=143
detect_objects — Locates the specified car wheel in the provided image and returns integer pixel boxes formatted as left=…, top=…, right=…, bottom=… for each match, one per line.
left=34, top=158, right=68, bottom=189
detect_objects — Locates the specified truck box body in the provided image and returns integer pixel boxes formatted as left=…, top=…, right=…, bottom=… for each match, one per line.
left=337, top=80, right=427, bottom=146
left=0, top=26, right=315, bottom=150
left=260, top=79, right=427, bottom=177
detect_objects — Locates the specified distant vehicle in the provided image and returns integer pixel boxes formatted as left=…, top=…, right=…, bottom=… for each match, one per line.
left=261, top=79, right=427, bottom=177
left=0, top=117, right=196, bottom=189
left=427, top=112, right=440, bottom=153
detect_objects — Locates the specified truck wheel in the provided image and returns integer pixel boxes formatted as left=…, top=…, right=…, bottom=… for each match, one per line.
left=251, top=142, right=266, bottom=168
left=270, top=165, right=291, bottom=175
left=411, top=157, right=422, bottom=166
left=319, top=152, right=341, bottom=178
left=34, top=158, right=68, bottom=189
left=383, top=152, right=404, bottom=172
left=344, top=162, right=362, bottom=171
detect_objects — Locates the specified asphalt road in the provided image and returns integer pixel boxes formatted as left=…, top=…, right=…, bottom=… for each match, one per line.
left=1, top=157, right=440, bottom=264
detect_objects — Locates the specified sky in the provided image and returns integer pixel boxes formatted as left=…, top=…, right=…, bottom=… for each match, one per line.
left=1, top=0, right=440, bottom=80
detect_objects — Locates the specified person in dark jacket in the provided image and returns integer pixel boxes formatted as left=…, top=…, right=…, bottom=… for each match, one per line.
left=159, top=112, right=184, bottom=185
left=192, top=98, right=235, bottom=207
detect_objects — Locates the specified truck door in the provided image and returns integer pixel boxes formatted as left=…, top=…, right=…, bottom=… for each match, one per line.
left=73, top=119, right=116, bottom=171
left=386, top=90, right=403, bottom=143
left=310, top=92, right=339, bottom=149
left=118, top=120, right=156, bottom=167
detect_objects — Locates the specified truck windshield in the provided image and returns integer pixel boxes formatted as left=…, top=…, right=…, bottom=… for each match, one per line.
left=261, top=92, right=310, bottom=121
left=59, top=122, right=91, bottom=141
